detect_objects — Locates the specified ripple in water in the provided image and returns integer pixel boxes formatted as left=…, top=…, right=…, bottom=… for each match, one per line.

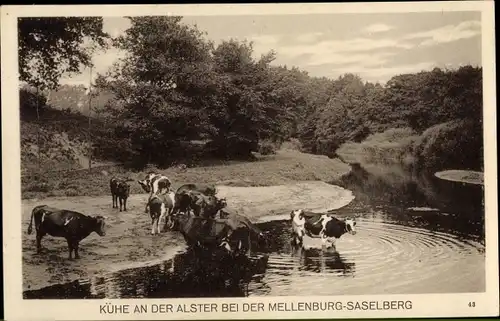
left=250, top=218, right=485, bottom=296
left=23, top=217, right=485, bottom=298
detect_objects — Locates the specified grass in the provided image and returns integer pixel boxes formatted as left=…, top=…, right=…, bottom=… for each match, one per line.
left=336, top=128, right=419, bottom=167
left=22, top=148, right=351, bottom=199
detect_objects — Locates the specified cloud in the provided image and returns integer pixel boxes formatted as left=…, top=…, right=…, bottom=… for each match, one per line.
left=296, top=32, right=324, bottom=43
left=329, top=61, right=437, bottom=83
left=306, top=51, right=395, bottom=67
left=404, top=20, right=481, bottom=46
left=277, top=37, right=413, bottom=67
left=363, top=23, right=394, bottom=34
left=248, top=34, right=280, bottom=45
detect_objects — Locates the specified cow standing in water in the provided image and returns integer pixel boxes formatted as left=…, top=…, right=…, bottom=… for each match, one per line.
left=170, top=183, right=218, bottom=216
left=110, top=177, right=130, bottom=212
left=290, top=209, right=357, bottom=249
left=148, top=191, right=176, bottom=235
left=27, top=205, right=107, bottom=259
left=138, top=172, right=172, bottom=213
left=171, top=212, right=251, bottom=257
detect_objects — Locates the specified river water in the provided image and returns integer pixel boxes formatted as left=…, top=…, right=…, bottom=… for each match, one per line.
left=24, top=164, right=485, bottom=299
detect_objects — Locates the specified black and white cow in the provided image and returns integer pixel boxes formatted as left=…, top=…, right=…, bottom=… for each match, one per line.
left=148, top=191, right=176, bottom=235
left=138, top=172, right=172, bottom=213
left=290, top=209, right=357, bottom=248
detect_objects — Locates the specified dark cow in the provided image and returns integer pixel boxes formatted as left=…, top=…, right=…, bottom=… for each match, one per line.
left=172, top=190, right=227, bottom=219
left=175, top=183, right=217, bottom=197
left=138, top=172, right=172, bottom=213
left=219, top=208, right=270, bottom=250
left=171, top=213, right=252, bottom=257
left=110, top=177, right=130, bottom=212
left=148, top=191, right=176, bottom=235
left=27, top=206, right=107, bottom=259
left=290, top=209, right=357, bottom=248
left=171, top=184, right=218, bottom=216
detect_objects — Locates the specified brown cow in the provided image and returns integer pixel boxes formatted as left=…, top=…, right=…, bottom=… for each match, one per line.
left=27, top=206, right=107, bottom=259
left=110, top=177, right=130, bottom=212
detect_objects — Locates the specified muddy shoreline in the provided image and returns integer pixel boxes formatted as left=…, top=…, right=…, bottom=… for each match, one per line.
left=22, top=181, right=355, bottom=291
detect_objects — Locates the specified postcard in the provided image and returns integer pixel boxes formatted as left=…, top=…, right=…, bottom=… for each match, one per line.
left=2, top=2, right=498, bottom=320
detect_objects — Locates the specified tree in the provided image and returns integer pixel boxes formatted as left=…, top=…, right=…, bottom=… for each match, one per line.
left=95, top=16, right=218, bottom=165
left=18, top=17, right=109, bottom=89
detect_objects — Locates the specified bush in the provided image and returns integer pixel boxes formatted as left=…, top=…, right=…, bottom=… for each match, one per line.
left=413, top=119, right=483, bottom=172
left=258, top=141, right=277, bottom=155
left=280, top=138, right=302, bottom=151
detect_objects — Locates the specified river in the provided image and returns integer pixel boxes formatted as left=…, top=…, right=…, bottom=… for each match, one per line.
left=23, top=164, right=485, bottom=299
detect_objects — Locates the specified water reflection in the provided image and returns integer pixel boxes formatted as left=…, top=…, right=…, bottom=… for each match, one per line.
left=332, top=163, right=485, bottom=243
left=294, top=247, right=356, bottom=276
left=24, top=163, right=485, bottom=298
left=23, top=249, right=269, bottom=299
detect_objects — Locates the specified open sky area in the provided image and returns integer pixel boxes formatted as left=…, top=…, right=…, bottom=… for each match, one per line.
left=61, top=11, right=482, bottom=87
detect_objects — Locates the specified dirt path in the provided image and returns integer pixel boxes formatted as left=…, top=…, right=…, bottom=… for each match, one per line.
left=22, top=181, right=354, bottom=291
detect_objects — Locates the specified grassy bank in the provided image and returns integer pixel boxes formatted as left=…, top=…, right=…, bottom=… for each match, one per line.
left=336, top=128, right=418, bottom=167
left=22, top=148, right=351, bottom=200
left=336, top=120, right=483, bottom=174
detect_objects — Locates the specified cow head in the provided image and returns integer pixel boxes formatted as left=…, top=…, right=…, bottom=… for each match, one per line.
left=290, top=209, right=305, bottom=225
left=94, top=216, right=107, bottom=236
left=216, top=197, right=227, bottom=210
left=117, top=182, right=130, bottom=196
left=344, top=217, right=357, bottom=235
left=219, top=238, right=232, bottom=253
left=137, top=180, right=150, bottom=193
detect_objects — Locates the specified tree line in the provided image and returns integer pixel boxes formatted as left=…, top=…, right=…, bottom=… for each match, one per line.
left=19, top=16, right=483, bottom=172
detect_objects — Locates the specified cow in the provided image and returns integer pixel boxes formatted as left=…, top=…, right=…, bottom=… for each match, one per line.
left=289, top=209, right=357, bottom=249
left=170, top=184, right=218, bottom=216
left=148, top=191, right=176, bottom=235
left=175, top=183, right=217, bottom=197
left=172, top=190, right=227, bottom=219
left=219, top=208, right=270, bottom=250
left=138, top=172, right=172, bottom=213
left=171, top=212, right=251, bottom=257
left=110, top=177, right=130, bottom=212
left=27, top=206, right=107, bottom=259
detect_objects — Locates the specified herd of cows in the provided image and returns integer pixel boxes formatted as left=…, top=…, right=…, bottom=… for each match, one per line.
left=26, top=172, right=358, bottom=261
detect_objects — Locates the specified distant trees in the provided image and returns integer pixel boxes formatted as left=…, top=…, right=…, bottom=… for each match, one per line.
left=20, top=16, right=482, bottom=173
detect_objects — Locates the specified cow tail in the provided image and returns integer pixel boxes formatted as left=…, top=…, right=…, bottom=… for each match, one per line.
left=27, top=208, right=35, bottom=235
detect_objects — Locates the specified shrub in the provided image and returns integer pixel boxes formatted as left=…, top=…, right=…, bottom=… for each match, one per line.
left=413, top=119, right=483, bottom=172
left=259, top=141, right=277, bottom=155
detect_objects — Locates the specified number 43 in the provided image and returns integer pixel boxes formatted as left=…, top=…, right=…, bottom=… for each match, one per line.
left=468, top=302, right=476, bottom=308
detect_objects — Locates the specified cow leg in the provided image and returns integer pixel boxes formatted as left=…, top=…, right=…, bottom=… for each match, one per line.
left=320, top=233, right=328, bottom=249
left=66, top=239, right=74, bottom=260
left=152, top=217, right=158, bottom=235
left=74, top=241, right=80, bottom=259
left=111, top=194, right=115, bottom=208
left=123, top=198, right=127, bottom=212
left=145, top=194, right=152, bottom=213
left=119, top=198, right=123, bottom=212
left=326, top=237, right=336, bottom=249
left=158, top=204, right=167, bottom=233
left=36, top=231, right=46, bottom=254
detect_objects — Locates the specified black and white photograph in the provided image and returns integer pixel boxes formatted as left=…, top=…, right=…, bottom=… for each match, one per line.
left=2, top=2, right=498, bottom=320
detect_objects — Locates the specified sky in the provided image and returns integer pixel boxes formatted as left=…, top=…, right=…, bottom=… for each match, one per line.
left=61, top=11, right=482, bottom=87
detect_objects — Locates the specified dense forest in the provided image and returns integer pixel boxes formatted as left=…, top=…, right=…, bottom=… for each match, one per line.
left=20, top=16, right=483, bottom=174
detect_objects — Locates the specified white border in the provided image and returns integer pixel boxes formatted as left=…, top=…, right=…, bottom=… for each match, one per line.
left=2, top=2, right=498, bottom=320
